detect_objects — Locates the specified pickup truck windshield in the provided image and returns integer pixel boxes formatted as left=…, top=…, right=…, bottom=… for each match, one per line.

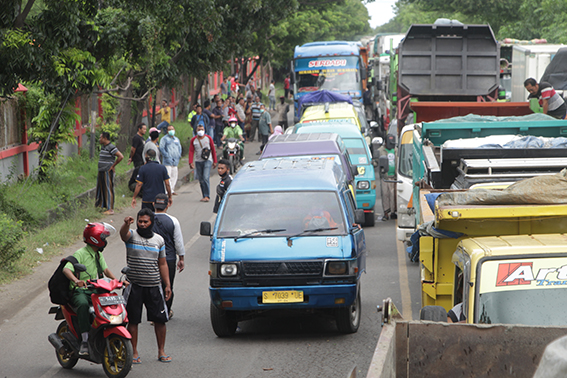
left=218, top=191, right=346, bottom=238
left=477, top=289, right=567, bottom=326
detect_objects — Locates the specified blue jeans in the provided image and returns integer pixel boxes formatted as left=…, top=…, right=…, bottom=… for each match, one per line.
left=157, top=121, right=169, bottom=132
left=195, top=160, right=212, bottom=198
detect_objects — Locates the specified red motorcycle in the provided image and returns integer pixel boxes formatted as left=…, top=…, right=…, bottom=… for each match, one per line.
left=48, top=266, right=132, bottom=378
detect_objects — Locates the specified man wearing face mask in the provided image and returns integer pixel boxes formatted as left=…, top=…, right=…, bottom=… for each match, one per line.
left=257, top=103, right=273, bottom=154
left=221, top=116, right=245, bottom=162
left=159, top=125, right=182, bottom=195
left=121, top=209, right=172, bottom=363
left=189, top=124, right=217, bottom=202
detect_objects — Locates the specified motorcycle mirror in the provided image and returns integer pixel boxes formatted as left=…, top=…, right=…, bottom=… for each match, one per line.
left=74, top=263, right=87, bottom=273
left=121, top=266, right=131, bottom=275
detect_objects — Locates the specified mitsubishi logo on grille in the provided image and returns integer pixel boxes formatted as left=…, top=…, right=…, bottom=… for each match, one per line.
left=276, top=263, right=289, bottom=274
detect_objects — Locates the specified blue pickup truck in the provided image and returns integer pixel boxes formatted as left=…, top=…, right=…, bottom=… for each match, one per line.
left=200, top=158, right=367, bottom=337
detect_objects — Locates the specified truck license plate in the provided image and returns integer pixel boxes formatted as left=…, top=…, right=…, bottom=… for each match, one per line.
left=262, top=291, right=304, bottom=303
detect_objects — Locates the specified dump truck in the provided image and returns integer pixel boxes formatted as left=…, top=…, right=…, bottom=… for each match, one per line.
left=396, top=21, right=501, bottom=130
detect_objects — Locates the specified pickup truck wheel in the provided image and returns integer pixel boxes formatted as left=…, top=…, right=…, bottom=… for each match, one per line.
left=420, top=306, right=448, bottom=322
left=364, top=211, right=375, bottom=227
left=210, top=303, right=238, bottom=337
left=336, top=290, right=361, bottom=333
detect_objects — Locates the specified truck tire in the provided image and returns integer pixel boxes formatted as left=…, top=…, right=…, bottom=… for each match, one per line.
left=419, top=306, right=448, bottom=322
left=210, top=303, right=238, bottom=337
left=336, top=289, right=361, bottom=333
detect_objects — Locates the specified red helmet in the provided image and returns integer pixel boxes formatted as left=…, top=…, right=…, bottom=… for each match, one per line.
left=228, top=116, right=238, bottom=123
left=83, top=223, right=113, bottom=249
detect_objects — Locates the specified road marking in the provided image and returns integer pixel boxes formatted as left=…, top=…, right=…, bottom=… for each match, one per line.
left=396, top=236, right=413, bottom=320
left=184, top=214, right=216, bottom=250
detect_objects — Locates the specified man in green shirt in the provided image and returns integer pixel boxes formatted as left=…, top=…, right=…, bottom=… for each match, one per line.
left=63, top=223, right=118, bottom=356
left=221, top=116, right=245, bottom=161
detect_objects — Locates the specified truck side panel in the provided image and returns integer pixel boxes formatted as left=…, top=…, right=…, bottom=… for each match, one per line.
left=367, top=321, right=567, bottom=378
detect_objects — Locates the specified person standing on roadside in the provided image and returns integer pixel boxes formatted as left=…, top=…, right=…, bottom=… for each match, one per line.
left=213, top=159, right=232, bottom=214
left=212, top=99, right=224, bottom=147
left=284, top=74, right=290, bottom=99
left=187, top=102, right=198, bottom=123
left=156, top=100, right=171, bottom=133
left=132, top=150, right=172, bottom=211
left=203, top=100, right=216, bottom=142
left=257, top=103, right=273, bottom=154
left=190, top=104, right=210, bottom=135
left=220, top=78, right=228, bottom=100
left=235, top=97, right=247, bottom=139
left=276, top=96, right=289, bottom=130
left=268, top=80, right=276, bottom=111
left=95, top=132, right=123, bottom=215
left=159, top=125, right=182, bottom=196
left=152, top=193, right=185, bottom=319
left=250, top=96, right=262, bottom=142
left=143, top=128, right=161, bottom=164
left=121, top=210, right=172, bottom=364
left=189, top=124, right=217, bottom=202
left=128, top=123, right=146, bottom=192
left=524, top=77, right=567, bottom=119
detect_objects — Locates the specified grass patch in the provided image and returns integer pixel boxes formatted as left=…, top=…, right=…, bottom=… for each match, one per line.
left=0, top=179, right=131, bottom=284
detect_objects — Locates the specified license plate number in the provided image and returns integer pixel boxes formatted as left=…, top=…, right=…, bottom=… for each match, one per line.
left=99, top=296, right=126, bottom=306
left=262, top=291, right=304, bottom=303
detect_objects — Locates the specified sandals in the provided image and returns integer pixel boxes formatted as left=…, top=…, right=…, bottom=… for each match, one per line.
left=133, top=356, right=141, bottom=364
left=158, top=355, right=172, bottom=363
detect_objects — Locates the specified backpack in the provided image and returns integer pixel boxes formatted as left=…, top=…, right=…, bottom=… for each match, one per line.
left=48, top=255, right=79, bottom=305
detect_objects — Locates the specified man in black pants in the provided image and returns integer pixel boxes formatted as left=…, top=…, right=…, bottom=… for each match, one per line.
left=152, top=193, right=185, bottom=318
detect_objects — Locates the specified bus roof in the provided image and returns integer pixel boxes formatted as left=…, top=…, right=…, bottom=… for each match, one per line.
left=294, top=41, right=361, bottom=58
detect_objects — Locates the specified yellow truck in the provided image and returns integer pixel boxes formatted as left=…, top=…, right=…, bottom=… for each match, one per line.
left=417, top=181, right=567, bottom=323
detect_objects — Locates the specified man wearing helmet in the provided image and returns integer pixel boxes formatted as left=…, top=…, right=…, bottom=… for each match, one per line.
left=221, top=116, right=245, bottom=162
left=63, top=223, right=118, bottom=356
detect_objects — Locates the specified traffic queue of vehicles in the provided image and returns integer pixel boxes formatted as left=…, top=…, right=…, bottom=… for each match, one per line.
left=362, top=19, right=567, bottom=378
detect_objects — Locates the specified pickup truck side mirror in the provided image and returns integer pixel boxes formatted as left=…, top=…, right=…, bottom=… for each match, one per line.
left=354, top=209, right=365, bottom=225
left=378, top=155, right=388, bottom=175
left=200, top=221, right=212, bottom=236
left=351, top=164, right=359, bottom=177
left=369, top=121, right=379, bottom=129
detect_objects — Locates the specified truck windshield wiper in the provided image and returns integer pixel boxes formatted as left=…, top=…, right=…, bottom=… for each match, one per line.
left=234, top=228, right=287, bottom=241
left=286, top=227, right=338, bottom=242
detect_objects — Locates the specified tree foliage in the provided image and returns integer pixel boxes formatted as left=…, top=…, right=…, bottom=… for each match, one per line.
left=377, top=0, right=567, bottom=43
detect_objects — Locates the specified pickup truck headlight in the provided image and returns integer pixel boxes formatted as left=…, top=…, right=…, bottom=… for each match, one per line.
left=220, top=264, right=238, bottom=277
left=326, top=261, right=347, bottom=275
left=357, top=181, right=370, bottom=190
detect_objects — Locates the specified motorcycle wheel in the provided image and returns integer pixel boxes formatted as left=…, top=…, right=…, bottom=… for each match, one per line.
left=102, top=335, right=133, bottom=378
left=55, top=321, right=79, bottom=369
left=229, top=155, right=235, bottom=175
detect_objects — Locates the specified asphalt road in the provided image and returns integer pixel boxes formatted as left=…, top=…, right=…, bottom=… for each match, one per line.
left=0, top=137, right=421, bottom=378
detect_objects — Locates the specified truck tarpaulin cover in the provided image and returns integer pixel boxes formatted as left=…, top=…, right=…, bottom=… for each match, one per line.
left=298, top=90, right=353, bottom=115
left=436, top=169, right=567, bottom=206
left=540, top=47, right=567, bottom=91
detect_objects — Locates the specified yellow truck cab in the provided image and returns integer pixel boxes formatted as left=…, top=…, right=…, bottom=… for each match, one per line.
left=454, top=234, right=567, bottom=325
left=418, top=188, right=567, bottom=326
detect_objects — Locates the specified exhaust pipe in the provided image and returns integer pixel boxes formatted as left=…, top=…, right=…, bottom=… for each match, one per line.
left=48, top=333, right=67, bottom=355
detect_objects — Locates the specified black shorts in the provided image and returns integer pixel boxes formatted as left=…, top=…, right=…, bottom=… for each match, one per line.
left=124, top=283, right=169, bottom=324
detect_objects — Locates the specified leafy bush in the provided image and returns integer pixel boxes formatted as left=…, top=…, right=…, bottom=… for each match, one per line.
left=0, top=213, right=26, bottom=268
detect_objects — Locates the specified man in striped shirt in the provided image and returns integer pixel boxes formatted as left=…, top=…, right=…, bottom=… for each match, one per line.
left=95, top=132, right=123, bottom=215
left=525, top=78, right=567, bottom=119
left=121, top=209, right=172, bottom=363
